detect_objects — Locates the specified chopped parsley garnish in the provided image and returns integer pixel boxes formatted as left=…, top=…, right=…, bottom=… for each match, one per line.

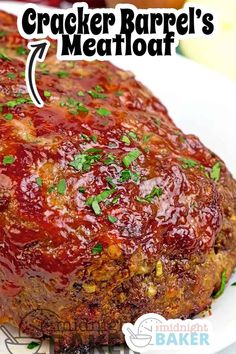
left=116, top=91, right=124, bottom=96
left=153, top=118, right=161, bottom=126
left=108, top=215, right=117, bottom=223
left=4, top=97, right=32, bottom=108
left=121, top=135, right=130, bottom=145
left=48, top=186, right=55, bottom=194
left=128, top=131, right=137, bottom=140
left=27, top=342, right=40, bottom=350
left=143, top=133, right=154, bottom=143
left=179, top=136, right=186, bottom=143
left=0, top=53, right=11, bottom=61
left=112, top=195, right=120, bottom=204
left=77, top=103, right=89, bottom=113
left=7, top=73, right=16, bottom=79
left=85, top=148, right=102, bottom=154
left=96, top=107, right=111, bottom=117
left=210, top=162, right=221, bottom=182
left=36, top=177, right=43, bottom=186
left=0, top=31, right=6, bottom=37
left=78, top=186, right=85, bottom=193
left=80, top=133, right=97, bottom=143
left=91, top=200, right=101, bottom=215
left=136, top=186, right=163, bottom=203
left=92, top=243, right=103, bottom=254
left=91, top=135, right=97, bottom=143
left=80, top=133, right=90, bottom=141
left=44, top=90, right=51, bottom=98
left=119, top=169, right=140, bottom=183
left=213, top=269, right=227, bottom=299
left=77, top=91, right=84, bottom=97
left=39, top=63, right=47, bottom=69
left=88, top=90, right=107, bottom=99
left=17, top=46, right=27, bottom=55
left=3, top=155, right=15, bottom=166
left=123, top=149, right=141, bottom=167
left=4, top=113, right=13, bottom=120
left=86, top=188, right=115, bottom=215
left=106, top=177, right=116, bottom=188
left=175, top=131, right=186, bottom=143
left=60, top=98, right=89, bottom=114
left=57, top=70, right=69, bottom=78
left=69, top=149, right=102, bottom=172
left=57, top=179, right=67, bottom=195
left=180, top=158, right=198, bottom=169
left=104, top=153, right=116, bottom=165
left=95, top=85, right=103, bottom=92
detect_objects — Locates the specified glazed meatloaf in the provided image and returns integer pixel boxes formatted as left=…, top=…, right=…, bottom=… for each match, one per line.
left=0, top=10, right=236, bottom=354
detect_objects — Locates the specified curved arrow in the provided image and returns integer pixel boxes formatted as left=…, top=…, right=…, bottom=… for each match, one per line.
left=25, top=40, right=50, bottom=108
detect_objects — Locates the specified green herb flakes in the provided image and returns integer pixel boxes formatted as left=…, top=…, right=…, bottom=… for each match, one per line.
left=57, top=70, right=69, bottom=78
left=143, top=133, right=154, bottom=143
left=91, top=135, right=97, bottom=143
left=77, top=103, right=89, bottom=113
left=128, top=131, right=137, bottom=140
left=108, top=215, right=117, bottom=223
left=80, top=133, right=90, bottom=141
left=213, top=269, right=227, bottom=298
left=17, top=46, right=27, bottom=55
left=39, top=63, right=47, bottom=69
left=95, top=85, right=103, bottom=92
left=96, top=107, right=111, bottom=117
left=79, top=186, right=85, bottom=193
left=57, top=179, right=67, bottom=195
left=77, top=90, right=84, bottom=97
left=44, top=90, right=51, bottom=98
left=112, top=195, right=120, bottom=204
left=88, top=90, right=107, bottom=99
left=210, top=162, right=221, bottom=182
left=136, top=186, right=163, bottom=203
left=119, top=169, right=140, bottom=183
left=3, top=155, right=15, bottom=166
left=123, top=149, right=141, bottom=167
left=4, top=113, right=13, bottom=120
left=7, top=73, right=16, bottom=79
left=104, top=153, right=116, bottom=165
left=121, top=135, right=130, bottom=145
left=0, top=53, right=11, bottom=61
left=91, top=200, right=101, bottom=215
left=5, top=97, right=32, bottom=108
left=69, top=150, right=101, bottom=172
left=116, top=91, right=124, bottom=96
left=48, top=186, right=55, bottom=194
left=92, top=243, right=103, bottom=254
left=86, top=188, right=115, bottom=215
left=180, top=158, right=198, bottom=169
left=106, top=177, right=116, bottom=188
left=36, top=177, right=43, bottom=187
left=62, top=98, right=89, bottom=114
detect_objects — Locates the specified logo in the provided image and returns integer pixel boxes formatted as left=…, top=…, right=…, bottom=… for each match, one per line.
left=122, top=313, right=212, bottom=352
left=0, top=325, right=45, bottom=354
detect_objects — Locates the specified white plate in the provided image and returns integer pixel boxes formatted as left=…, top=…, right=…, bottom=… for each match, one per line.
left=0, top=2, right=236, bottom=354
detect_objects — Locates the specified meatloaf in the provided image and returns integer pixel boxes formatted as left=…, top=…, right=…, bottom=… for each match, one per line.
left=0, top=10, right=235, bottom=354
